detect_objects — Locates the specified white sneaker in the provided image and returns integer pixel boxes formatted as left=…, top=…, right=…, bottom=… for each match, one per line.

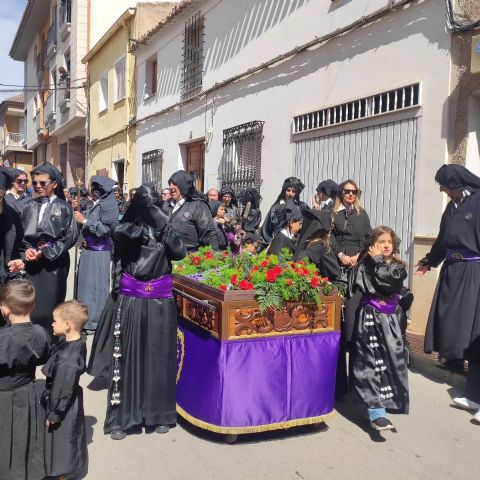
left=474, top=410, right=480, bottom=423
left=452, top=397, right=480, bottom=411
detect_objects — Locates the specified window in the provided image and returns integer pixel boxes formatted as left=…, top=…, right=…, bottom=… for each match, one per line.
left=60, top=0, right=72, bottom=25
left=99, top=71, right=108, bottom=112
left=142, top=149, right=163, bottom=191
left=114, top=57, right=126, bottom=102
left=219, top=121, right=264, bottom=194
left=293, top=83, right=421, bottom=134
left=181, top=12, right=204, bottom=100
left=145, top=57, right=157, bottom=97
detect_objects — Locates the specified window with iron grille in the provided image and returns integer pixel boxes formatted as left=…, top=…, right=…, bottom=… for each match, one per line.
left=142, top=149, right=163, bottom=191
left=293, top=83, right=421, bottom=134
left=181, top=12, right=204, bottom=100
left=219, top=121, right=264, bottom=195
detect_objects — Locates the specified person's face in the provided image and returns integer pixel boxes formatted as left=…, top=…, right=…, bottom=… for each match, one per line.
left=376, top=232, right=394, bottom=257
left=114, top=190, right=120, bottom=199
left=216, top=204, right=225, bottom=219
left=14, top=174, right=28, bottom=193
left=207, top=189, right=219, bottom=202
left=52, top=311, right=68, bottom=337
left=222, top=193, right=232, bottom=206
left=90, top=186, right=100, bottom=201
left=32, top=173, right=56, bottom=198
left=285, top=187, right=296, bottom=200
left=318, top=192, right=328, bottom=202
left=169, top=182, right=182, bottom=202
left=439, top=185, right=463, bottom=203
left=342, top=183, right=357, bottom=206
left=161, top=189, right=172, bottom=201
left=290, top=219, right=303, bottom=235
left=244, top=242, right=257, bottom=254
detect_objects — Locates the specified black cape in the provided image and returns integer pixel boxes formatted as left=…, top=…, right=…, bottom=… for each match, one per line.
left=268, top=231, right=297, bottom=256
left=42, top=337, right=88, bottom=478
left=295, top=243, right=340, bottom=281
left=0, top=323, right=50, bottom=480
left=0, top=202, right=23, bottom=285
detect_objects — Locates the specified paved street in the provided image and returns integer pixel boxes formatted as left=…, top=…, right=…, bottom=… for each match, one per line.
left=78, top=337, right=479, bottom=480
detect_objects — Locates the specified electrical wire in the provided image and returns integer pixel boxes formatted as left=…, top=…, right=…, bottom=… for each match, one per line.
left=0, top=77, right=87, bottom=89
left=445, top=0, right=480, bottom=32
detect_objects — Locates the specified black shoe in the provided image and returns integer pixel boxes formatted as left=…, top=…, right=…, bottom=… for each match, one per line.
left=111, top=430, right=127, bottom=440
left=155, top=425, right=170, bottom=434
left=370, top=417, right=395, bottom=431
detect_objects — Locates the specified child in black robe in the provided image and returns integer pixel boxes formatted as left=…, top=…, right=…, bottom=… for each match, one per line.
left=352, top=227, right=409, bottom=432
left=42, top=301, right=88, bottom=479
left=268, top=201, right=303, bottom=256
left=0, top=280, right=50, bottom=480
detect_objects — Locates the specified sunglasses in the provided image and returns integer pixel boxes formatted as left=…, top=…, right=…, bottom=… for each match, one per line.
left=343, top=189, right=358, bottom=195
left=32, top=180, right=52, bottom=188
left=15, top=179, right=28, bottom=184
left=161, top=192, right=170, bottom=195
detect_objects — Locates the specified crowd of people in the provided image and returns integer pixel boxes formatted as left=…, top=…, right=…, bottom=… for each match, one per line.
left=0, top=161, right=479, bottom=480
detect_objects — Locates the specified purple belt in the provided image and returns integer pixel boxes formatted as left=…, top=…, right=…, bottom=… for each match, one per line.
left=446, top=248, right=480, bottom=263
left=30, top=237, right=54, bottom=249
left=83, top=235, right=113, bottom=252
left=119, top=273, right=173, bottom=299
left=360, top=294, right=400, bottom=314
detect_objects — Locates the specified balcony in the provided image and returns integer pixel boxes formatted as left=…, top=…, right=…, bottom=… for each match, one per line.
left=36, top=52, right=44, bottom=82
left=5, top=133, right=25, bottom=150
left=58, top=79, right=71, bottom=113
left=35, top=109, right=46, bottom=136
left=45, top=92, right=56, bottom=126
left=46, top=23, right=57, bottom=60
left=59, top=1, right=72, bottom=40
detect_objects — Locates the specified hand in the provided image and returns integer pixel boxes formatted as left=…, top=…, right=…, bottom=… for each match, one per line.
left=8, top=259, right=25, bottom=272
left=71, top=198, right=79, bottom=210
left=25, top=248, right=39, bottom=261
left=46, top=420, right=57, bottom=428
left=216, top=217, right=226, bottom=225
left=368, top=243, right=382, bottom=257
left=340, top=255, right=353, bottom=267
left=415, top=263, right=429, bottom=275
left=312, top=195, right=320, bottom=210
left=350, top=253, right=360, bottom=266
left=74, top=211, right=85, bottom=224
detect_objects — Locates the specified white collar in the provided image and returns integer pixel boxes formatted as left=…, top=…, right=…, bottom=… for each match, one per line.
left=453, top=190, right=471, bottom=208
left=280, top=228, right=295, bottom=240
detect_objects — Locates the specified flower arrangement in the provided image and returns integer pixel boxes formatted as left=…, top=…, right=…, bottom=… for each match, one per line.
left=173, top=247, right=334, bottom=313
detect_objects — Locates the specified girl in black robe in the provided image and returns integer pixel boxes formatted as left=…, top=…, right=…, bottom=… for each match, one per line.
left=238, top=187, right=262, bottom=233
left=268, top=201, right=303, bottom=256
left=219, top=185, right=240, bottom=225
left=352, top=227, right=409, bottom=431
left=88, top=186, right=186, bottom=439
left=209, top=200, right=229, bottom=250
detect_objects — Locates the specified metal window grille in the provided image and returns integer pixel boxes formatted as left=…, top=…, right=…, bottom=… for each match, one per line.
left=181, top=12, right=204, bottom=100
left=142, top=149, right=163, bottom=191
left=219, top=121, right=264, bottom=195
left=293, top=83, right=421, bottom=134
left=60, top=0, right=72, bottom=25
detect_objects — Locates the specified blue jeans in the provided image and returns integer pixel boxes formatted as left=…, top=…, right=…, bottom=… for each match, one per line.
left=368, top=407, right=387, bottom=421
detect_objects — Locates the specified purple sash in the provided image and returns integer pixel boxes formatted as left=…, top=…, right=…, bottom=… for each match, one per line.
left=30, top=237, right=54, bottom=250
left=83, top=235, right=113, bottom=252
left=360, top=294, right=400, bottom=314
left=119, top=273, right=173, bottom=299
left=446, top=248, right=480, bottom=263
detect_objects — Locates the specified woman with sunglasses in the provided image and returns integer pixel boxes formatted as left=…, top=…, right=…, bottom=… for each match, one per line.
left=5, top=169, right=30, bottom=215
left=331, top=179, right=372, bottom=394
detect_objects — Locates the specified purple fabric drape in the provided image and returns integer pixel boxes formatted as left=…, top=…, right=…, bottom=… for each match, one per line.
left=84, top=235, right=113, bottom=251
left=119, top=273, right=173, bottom=299
left=177, top=318, right=340, bottom=431
left=359, top=294, right=400, bottom=314
left=446, top=248, right=480, bottom=262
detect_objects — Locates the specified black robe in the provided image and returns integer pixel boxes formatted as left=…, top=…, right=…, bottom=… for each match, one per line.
left=169, top=198, right=219, bottom=251
left=295, top=243, right=341, bottom=281
left=352, top=255, right=409, bottom=413
left=268, top=231, right=297, bottom=256
left=5, top=191, right=31, bottom=215
left=42, top=337, right=88, bottom=478
left=0, top=202, right=22, bottom=285
left=0, top=323, right=50, bottom=480
left=262, top=199, right=308, bottom=244
left=21, top=197, right=78, bottom=332
left=88, top=222, right=186, bottom=433
left=421, top=192, right=480, bottom=360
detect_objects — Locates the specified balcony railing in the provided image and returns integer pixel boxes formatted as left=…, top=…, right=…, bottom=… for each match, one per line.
left=58, top=79, right=71, bottom=112
left=35, top=109, right=43, bottom=134
left=45, top=92, right=56, bottom=126
left=36, top=52, right=44, bottom=79
left=46, top=23, right=57, bottom=58
left=60, top=1, right=72, bottom=40
left=5, top=133, right=24, bottom=148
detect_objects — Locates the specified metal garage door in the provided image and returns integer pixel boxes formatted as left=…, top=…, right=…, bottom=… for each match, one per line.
left=294, top=117, right=419, bottom=269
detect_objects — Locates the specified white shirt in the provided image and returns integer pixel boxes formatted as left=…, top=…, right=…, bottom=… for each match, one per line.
left=39, top=195, right=57, bottom=223
left=171, top=198, right=185, bottom=215
left=280, top=228, right=295, bottom=240
left=320, top=198, right=333, bottom=209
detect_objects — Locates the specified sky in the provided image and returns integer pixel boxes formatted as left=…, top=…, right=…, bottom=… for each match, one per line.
left=0, top=0, right=27, bottom=101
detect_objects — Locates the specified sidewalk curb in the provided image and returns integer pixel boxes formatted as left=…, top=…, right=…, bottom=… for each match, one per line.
left=409, top=352, right=466, bottom=390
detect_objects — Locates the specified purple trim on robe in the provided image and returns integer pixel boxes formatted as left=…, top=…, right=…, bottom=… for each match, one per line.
left=119, top=273, right=173, bottom=299
left=84, top=235, right=113, bottom=251
left=177, top=318, right=340, bottom=429
left=446, top=248, right=480, bottom=263
left=30, top=236, right=55, bottom=250
left=360, top=294, right=400, bottom=314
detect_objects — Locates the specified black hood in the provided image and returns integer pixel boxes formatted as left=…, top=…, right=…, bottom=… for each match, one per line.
left=122, top=185, right=168, bottom=229
left=278, top=199, right=302, bottom=229
left=168, top=170, right=197, bottom=198
left=31, top=162, right=66, bottom=200
left=276, top=177, right=305, bottom=202
left=316, top=179, right=339, bottom=198
left=209, top=200, right=222, bottom=217
left=238, top=187, right=261, bottom=209
left=0, top=166, right=15, bottom=191
left=435, top=164, right=480, bottom=191
left=219, top=185, right=238, bottom=207
left=297, top=207, right=332, bottom=251
left=91, top=175, right=116, bottom=199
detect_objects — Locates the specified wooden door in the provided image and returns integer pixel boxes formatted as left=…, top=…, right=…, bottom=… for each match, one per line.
left=186, top=141, right=205, bottom=192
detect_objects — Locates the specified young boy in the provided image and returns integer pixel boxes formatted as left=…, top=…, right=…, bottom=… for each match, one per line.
left=0, top=279, right=50, bottom=480
left=42, top=300, right=89, bottom=479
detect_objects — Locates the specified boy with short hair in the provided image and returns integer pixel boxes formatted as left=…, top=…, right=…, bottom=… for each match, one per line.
left=0, top=279, right=49, bottom=480
left=42, top=300, right=89, bottom=479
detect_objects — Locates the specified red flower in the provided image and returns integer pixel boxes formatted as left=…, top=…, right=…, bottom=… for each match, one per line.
left=239, top=280, right=254, bottom=290
left=324, top=277, right=329, bottom=283
left=205, top=251, right=214, bottom=260
left=310, top=277, right=320, bottom=288
left=266, top=266, right=283, bottom=282
left=286, top=279, right=294, bottom=286
left=251, top=266, right=259, bottom=272
left=314, top=271, right=319, bottom=277
left=219, top=284, right=228, bottom=291
left=192, top=256, right=201, bottom=266
left=222, top=251, right=229, bottom=258
left=261, top=260, right=269, bottom=268
left=297, top=260, right=305, bottom=266
left=231, top=274, right=238, bottom=285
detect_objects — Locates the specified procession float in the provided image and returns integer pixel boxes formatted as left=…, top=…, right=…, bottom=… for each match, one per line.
left=173, top=247, right=342, bottom=441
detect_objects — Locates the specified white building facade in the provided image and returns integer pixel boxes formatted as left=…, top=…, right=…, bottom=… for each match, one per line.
left=134, top=0, right=476, bottom=333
